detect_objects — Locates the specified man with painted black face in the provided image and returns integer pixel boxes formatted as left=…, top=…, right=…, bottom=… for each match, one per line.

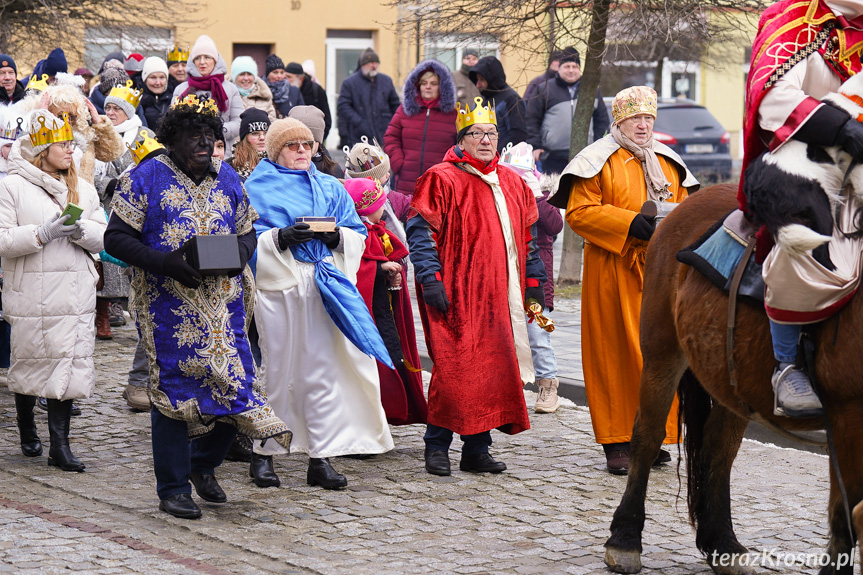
left=103, top=95, right=290, bottom=520
left=406, top=99, right=545, bottom=477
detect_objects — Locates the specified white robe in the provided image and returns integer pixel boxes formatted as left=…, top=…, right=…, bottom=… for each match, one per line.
left=253, top=227, right=394, bottom=458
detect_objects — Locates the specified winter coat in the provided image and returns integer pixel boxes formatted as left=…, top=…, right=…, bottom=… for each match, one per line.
left=265, top=78, right=304, bottom=119
left=337, top=70, right=400, bottom=148
left=469, top=57, right=528, bottom=152
left=139, top=85, right=172, bottom=131
left=526, top=75, right=610, bottom=157
left=535, top=189, right=563, bottom=309
left=452, top=66, right=481, bottom=108
left=0, top=139, right=106, bottom=400
left=384, top=60, right=457, bottom=207
left=94, top=115, right=142, bottom=205
left=299, top=74, right=332, bottom=141
left=523, top=70, right=555, bottom=103
left=0, top=81, right=25, bottom=105
left=233, top=77, right=277, bottom=121
left=173, top=55, right=244, bottom=150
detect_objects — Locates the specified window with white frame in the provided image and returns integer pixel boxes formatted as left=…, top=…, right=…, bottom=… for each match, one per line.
left=84, top=26, right=173, bottom=72
left=424, top=34, right=499, bottom=71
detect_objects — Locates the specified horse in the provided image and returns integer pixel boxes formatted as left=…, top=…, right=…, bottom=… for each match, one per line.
left=603, top=183, right=863, bottom=575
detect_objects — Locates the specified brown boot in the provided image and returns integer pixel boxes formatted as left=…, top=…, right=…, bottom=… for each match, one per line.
left=95, top=298, right=113, bottom=340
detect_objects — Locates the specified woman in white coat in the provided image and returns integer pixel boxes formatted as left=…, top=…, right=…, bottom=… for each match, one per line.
left=0, top=111, right=106, bottom=472
left=172, top=35, right=244, bottom=152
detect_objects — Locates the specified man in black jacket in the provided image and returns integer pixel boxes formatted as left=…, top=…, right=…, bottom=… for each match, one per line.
left=285, top=62, right=332, bottom=142
left=337, top=48, right=400, bottom=148
left=0, top=55, right=25, bottom=104
left=469, top=56, right=528, bottom=152
left=525, top=47, right=610, bottom=174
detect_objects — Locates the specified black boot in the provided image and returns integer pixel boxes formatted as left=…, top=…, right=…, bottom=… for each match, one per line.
left=14, top=394, right=42, bottom=457
left=307, top=457, right=347, bottom=489
left=249, top=453, right=280, bottom=488
left=46, top=399, right=85, bottom=472
left=225, top=434, right=253, bottom=463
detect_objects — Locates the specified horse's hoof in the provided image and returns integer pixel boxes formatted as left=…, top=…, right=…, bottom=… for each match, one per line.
left=605, top=547, right=642, bottom=573
left=709, top=553, right=756, bottom=575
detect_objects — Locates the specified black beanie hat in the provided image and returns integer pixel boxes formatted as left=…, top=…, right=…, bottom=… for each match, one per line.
left=285, top=62, right=304, bottom=75
left=359, top=48, right=380, bottom=66
left=265, top=54, right=286, bottom=78
left=43, top=48, right=68, bottom=77
left=239, top=108, right=271, bottom=140
left=0, top=55, right=16, bottom=74
left=558, top=46, right=580, bottom=66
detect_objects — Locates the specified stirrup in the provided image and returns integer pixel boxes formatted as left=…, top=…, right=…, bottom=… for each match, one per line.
left=772, top=363, right=794, bottom=417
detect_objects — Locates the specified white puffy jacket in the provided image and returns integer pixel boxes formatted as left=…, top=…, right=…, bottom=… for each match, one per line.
left=0, top=139, right=106, bottom=399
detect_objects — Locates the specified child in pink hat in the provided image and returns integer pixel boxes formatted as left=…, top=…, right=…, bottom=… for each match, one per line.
left=344, top=178, right=428, bottom=427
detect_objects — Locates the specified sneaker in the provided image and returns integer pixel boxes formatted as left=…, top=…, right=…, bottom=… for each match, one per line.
left=535, top=378, right=561, bottom=413
left=122, top=384, right=150, bottom=411
left=109, top=302, right=126, bottom=327
left=771, top=363, right=824, bottom=418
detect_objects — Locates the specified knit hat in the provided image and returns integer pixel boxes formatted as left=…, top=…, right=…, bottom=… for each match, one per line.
left=99, top=51, right=125, bottom=75
left=105, top=81, right=141, bottom=119
left=188, top=35, right=219, bottom=68
left=265, top=54, right=286, bottom=78
left=288, top=105, right=325, bottom=143
left=0, top=55, right=16, bottom=74
left=99, top=66, right=128, bottom=96
left=43, top=48, right=67, bottom=77
left=125, top=54, right=145, bottom=74
left=463, top=47, right=479, bottom=58
left=142, top=57, right=169, bottom=82
left=343, top=136, right=391, bottom=181
left=74, top=67, right=94, bottom=78
left=285, top=62, right=304, bottom=75
left=265, top=118, right=313, bottom=160
left=230, top=56, right=259, bottom=82
left=345, top=177, right=387, bottom=216
left=611, top=86, right=657, bottom=125
left=558, top=46, right=580, bottom=66
left=239, top=108, right=271, bottom=140
left=359, top=48, right=380, bottom=67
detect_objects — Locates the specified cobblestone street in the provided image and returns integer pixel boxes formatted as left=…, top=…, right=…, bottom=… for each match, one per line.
left=0, top=319, right=845, bottom=574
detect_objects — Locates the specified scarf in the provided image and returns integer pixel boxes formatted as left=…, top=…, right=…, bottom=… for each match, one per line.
left=238, top=85, right=252, bottom=97
left=443, top=145, right=499, bottom=175
left=266, top=78, right=292, bottom=105
left=185, top=73, right=229, bottom=112
left=418, top=96, right=440, bottom=110
left=244, top=159, right=393, bottom=368
left=367, top=222, right=409, bottom=261
left=611, top=123, right=671, bottom=202
left=826, top=0, right=863, bottom=20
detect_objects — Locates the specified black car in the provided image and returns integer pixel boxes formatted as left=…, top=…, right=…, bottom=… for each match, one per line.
left=604, top=97, right=732, bottom=183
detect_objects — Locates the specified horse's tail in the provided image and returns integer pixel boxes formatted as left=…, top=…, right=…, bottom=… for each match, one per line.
left=677, top=367, right=711, bottom=527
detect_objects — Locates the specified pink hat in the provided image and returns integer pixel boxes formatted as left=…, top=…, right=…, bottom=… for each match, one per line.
left=344, top=178, right=387, bottom=216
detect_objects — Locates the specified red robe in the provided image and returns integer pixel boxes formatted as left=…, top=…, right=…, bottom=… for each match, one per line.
left=410, top=148, right=538, bottom=436
left=357, top=221, right=428, bottom=425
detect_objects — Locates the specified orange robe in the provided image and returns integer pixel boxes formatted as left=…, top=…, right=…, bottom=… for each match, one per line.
left=565, top=148, right=687, bottom=445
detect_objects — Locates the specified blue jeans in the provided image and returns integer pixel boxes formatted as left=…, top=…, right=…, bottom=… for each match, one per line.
left=150, top=408, right=237, bottom=500
left=769, top=320, right=801, bottom=364
left=526, top=309, right=558, bottom=380
left=424, top=424, right=492, bottom=456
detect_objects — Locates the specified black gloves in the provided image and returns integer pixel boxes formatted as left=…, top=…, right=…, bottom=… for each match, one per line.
left=162, top=242, right=202, bottom=289
left=277, top=223, right=315, bottom=250
left=524, top=285, right=546, bottom=309
left=316, top=227, right=341, bottom=250
left=421, top=280, right=449, bottom=312
left=628, top=214, right=655, bottom=241
left=837, top=118, right=863, bottom=163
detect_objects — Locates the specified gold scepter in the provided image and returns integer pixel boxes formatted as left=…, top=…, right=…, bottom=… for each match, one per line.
left=526, top=299, right=555, bottom=333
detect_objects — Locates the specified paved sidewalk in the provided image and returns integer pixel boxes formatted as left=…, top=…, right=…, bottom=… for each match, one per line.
left=0, top=320, right=847, bottom=574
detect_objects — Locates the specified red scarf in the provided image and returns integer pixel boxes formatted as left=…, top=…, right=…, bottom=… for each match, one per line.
left=418, top=96, right=440, bottom=109
left=365, top=222, right=409, bottom=261
left=443, top=145, right=499, bottom=175
left=185, top=73, right=229, bottom=112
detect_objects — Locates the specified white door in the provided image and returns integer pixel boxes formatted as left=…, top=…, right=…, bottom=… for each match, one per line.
left=325, top=36, right=375, bottom=149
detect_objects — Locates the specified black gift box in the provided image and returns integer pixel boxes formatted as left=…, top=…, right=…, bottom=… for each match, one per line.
left=185, top=234, right=242, bottom=276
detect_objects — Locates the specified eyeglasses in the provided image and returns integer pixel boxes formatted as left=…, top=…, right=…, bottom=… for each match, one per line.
left=283, top=140, right=315, bottom=152
left=464, top=131, right=499, bottom=142
left=55, top=141, right=77, bottom=151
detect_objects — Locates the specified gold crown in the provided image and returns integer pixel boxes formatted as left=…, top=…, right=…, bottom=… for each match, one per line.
left=127, top=129, right=164, bottom=165
left=27, top=74, right=49, bottom=92
left=456, top=97, right=497, bottom=133
left=1, top=117, right=23, bottom=141
left=171, top=94, right=219, bottom=117
left=611, top=86, right=658, bottom=124
left=167, top=44, right=190, bottom=63
left=30, top=113, right=74, bottom=148
left=108, top=79, right=143, bottom=110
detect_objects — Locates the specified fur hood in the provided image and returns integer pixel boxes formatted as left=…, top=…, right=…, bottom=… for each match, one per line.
left=402, top=59, right=456, bottom=116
